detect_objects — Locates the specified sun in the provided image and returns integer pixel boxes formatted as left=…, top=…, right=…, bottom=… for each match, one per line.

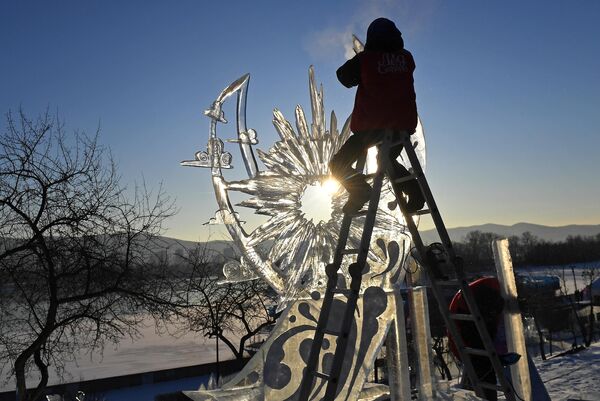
left=321, top=177, right=341, bottom=195
left=299, top=178, right=339, bottom=224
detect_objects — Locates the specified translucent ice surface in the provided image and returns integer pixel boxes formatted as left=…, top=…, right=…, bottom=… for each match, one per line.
left=183, top=66, right=426, bottom=307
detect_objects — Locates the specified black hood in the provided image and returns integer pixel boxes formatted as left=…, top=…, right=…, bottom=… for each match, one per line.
left=365, top=17, right=404, bottom=52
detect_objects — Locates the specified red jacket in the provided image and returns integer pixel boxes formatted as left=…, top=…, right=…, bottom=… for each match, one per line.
left=337, top=49, right=418, bottom=133
left=448, top=277, right=505, bottom=359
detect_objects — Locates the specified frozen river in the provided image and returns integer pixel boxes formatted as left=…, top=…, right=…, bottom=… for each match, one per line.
left=0, top=320, right=240, bottom=393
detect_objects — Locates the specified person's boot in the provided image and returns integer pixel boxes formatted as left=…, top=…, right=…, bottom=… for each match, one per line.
left=403, top=180, right=425, bottom=213
left=342, top=174, right=372, bottom=215
left=499, top=352, right=521, bottom=366
left=391, top=164, right=425, bottom=213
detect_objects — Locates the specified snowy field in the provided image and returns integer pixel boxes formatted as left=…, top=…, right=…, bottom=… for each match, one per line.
left=536, top=342, right=600, bottom=401
left=3, top=327, right=599, bottom=400
left=82, top=342, right=600, bottom=401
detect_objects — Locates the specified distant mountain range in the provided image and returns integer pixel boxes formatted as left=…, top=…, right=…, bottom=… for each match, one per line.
left=420, top=222, right=600, bottom=244
left=152, top=236, right=238, bottom=259
left=166, top=223, right=600, bottom=257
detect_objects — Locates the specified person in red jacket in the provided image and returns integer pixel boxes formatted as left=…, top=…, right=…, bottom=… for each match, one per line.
left=330, top=17, right=424, bottom=214
left=449, top=277, right=505, bottom=401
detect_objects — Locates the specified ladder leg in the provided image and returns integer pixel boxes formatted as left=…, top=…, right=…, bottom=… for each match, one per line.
left=296, top=270, right=341, bottom=401
left=298, top=152, right=371, bottom=401
left=322, top=140, right=391, bottom=400
left=398, top=134, right=455, bottom=264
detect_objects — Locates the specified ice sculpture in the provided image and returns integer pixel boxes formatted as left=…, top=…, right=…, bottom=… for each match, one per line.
left=181, top=65, right=426, bottom=400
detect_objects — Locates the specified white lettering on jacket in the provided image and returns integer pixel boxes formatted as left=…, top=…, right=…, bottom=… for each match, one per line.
left=377, top=53, right=408, bottom=74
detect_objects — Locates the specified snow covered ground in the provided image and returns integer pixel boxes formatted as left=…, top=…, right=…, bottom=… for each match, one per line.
left=3, top=328, right=598, bottom=400
left=536, top=342, right=600, bottom=401
left=83, top=341, right=600, bottom=401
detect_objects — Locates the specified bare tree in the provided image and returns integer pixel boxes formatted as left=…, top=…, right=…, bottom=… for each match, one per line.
left=554, top=266, right=587, bottom=348
left=0, top=110, right=182, bottom=401
left=431, top=336, right=453, bottom=380
left=177, top=244, right=277, bottom=362
left=453, top=231, right=500, bottom=271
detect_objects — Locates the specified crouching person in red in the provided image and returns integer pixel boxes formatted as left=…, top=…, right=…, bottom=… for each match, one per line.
left=449, top=277, right=506, bottom=401
left=330, top=17, right=424, bottom=214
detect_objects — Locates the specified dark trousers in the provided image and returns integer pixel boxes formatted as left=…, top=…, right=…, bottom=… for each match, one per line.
left=471, top=356, right=498, bottom=401
left=460, top=327, right=498, bottom=401
left=329, top=130, right=418, bottom=196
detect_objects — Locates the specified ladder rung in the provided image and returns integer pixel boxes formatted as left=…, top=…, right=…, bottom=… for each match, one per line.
left=450, top=313, right=477, bottom=321
left=478, top=382, right=504, bottom=391
left=409, top=208, right=431, bottom=216
left=322, top=328, right=341, bottom=336
left=464, top=347, right=490, bottom=357
left=341, top=249, right=359, bottom=255
left=349, top=210, right=369, bottom=217
left=313, top=371, right=332, bottom=381
left=332, top=288, right=352, bottom=295
left=392, top=174, right=418, bottom=184
left=437, top=279, right=461, bottom=287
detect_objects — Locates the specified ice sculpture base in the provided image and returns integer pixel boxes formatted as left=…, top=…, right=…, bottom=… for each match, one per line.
left=181, top=287, right=401, bottom=401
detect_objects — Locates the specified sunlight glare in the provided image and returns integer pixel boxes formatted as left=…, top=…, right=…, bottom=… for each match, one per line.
left=366, top=146, right=379, bottom=173
left=300, top=180, right=338, bottom=224
left=321, top=177, right=341, bottom=195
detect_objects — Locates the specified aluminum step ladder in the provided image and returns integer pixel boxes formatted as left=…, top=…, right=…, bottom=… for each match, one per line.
left=387, top=131, right=516, bottom=401
left=298, top=130, right=516, bottom=401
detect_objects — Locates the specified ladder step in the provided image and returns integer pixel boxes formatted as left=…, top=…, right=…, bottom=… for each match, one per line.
left=332, top=288, right=352, bottom=295
left=392, top=173, right=418, bottom=184
left=341, top=249, right=359, bottom=255
left=450, top=313, right=477, bottom=321
left=322, top=328, right=341, bottom=336
left=409, top=208, right=431, bottom=216
left=463, top=347, right=491, bottom=357
left=479, top=382, right=505, bottom=391
left=313, top=371, right=332, bottom=381
left=437, top=279, right=461, bottom=287
left=349, top=210, right=369, bottom=217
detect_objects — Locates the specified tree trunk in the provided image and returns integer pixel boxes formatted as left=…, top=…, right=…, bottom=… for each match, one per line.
left=216, top=331, right=242, bottom=360
left=14, top=350, right=32, bottom=401
left=586, top=306, right=594, bottom=347
left=14, top=347, right=50, bottom=401
left=433, top=341, right=452, bottom=380
left=30, top=349, right=49, bottom=401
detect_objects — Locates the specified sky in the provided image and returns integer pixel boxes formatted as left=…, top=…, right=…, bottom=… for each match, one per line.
left=1, top=0, right=599, bottom=242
